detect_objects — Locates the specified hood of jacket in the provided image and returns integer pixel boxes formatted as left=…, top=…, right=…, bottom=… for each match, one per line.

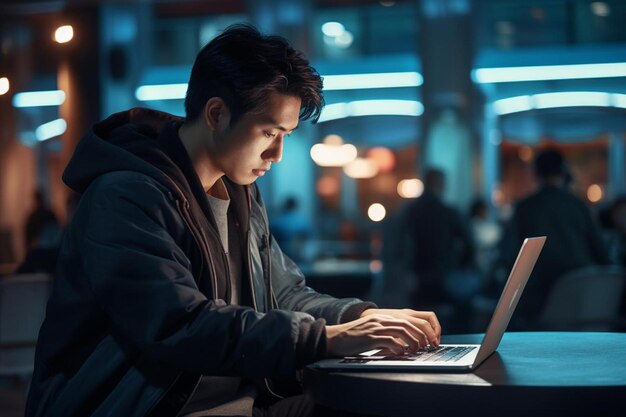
left=63, top=107, right=189, bottom=199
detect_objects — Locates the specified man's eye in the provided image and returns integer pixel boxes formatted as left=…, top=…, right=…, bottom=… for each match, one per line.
left=264, top=131, right=277, bottom=138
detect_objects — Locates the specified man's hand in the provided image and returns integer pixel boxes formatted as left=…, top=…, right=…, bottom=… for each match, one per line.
left=361, top=308, right=441, bottom=346
left=325, top=309, right=441, bottom=357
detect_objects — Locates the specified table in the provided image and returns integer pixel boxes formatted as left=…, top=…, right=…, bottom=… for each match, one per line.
left=304, top=332, right=626, bottom=417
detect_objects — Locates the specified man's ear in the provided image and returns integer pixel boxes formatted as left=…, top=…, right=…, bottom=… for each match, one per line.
left=203, top=97, right=230, bottom=132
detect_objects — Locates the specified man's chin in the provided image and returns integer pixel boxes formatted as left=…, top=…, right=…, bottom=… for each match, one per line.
left=225, top=174, right=257, bottom=186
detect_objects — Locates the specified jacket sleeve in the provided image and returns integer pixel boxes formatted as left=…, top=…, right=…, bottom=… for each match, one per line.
left=248, top=185, right=376, bottom=325
left=79, top=172, right=325, bottom=376
left=269, top=237, right=377, bottom=324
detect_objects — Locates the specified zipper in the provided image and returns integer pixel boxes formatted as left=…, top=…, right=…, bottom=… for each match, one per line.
left=245, top=187, right=284, bottom=399
left=245, top=229, right=258, bottom=311
left=264, top=233, right=279, bottom=310
left=220, top=232, right=232, bottom=304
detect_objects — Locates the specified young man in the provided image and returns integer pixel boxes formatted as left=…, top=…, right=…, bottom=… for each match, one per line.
left=26, top=24, right=440, bottom=417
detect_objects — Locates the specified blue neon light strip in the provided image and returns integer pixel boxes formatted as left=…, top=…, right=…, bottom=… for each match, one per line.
left=493, top=91, right=626, bottom=115
left=134, top=71, right=423, bottom=102
left=13, top=90, right=66, bottom=107
left=35, top=118, right=67, bottom=141
left=321, top=72, right=423, bottom=90
left=473, top=62, right=626, bottom=83
left=318, top=99, right=423, bottom=122
left=135, top=83, right=188, bottom=101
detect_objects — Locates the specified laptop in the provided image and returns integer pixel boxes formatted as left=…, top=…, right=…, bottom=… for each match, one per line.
left=312, top=236, right=546, bottom=372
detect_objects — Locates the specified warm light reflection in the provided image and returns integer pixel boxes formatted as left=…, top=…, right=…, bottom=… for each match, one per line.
left=397, top=179, right=424, bottom=198
left=323, top=134, right=343, bottom=146
left=369, top=260, right=383, bottom=273
left=316, top=176, right=340, bottom=197
left=518, top=146, right=533, bottom=162
left=0, top=77, right=9, bottom=95
left=366, top=147, right=395, bottom=173
left=343, top=158, right=379, bottom=179
left=587, top=184, right=603, bottom=203
left=368, top=203, right=386, bottom=222
left=310, top=136, right=357, bottom=167
left=54, top=25, right=74, bottom=44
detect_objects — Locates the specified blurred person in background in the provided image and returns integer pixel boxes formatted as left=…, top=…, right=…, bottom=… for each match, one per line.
left=23, top=189, right=60, bottom=251
left=401, top=168, right=475, bottom=330
left=600, top=196, right=626, bottom=268
left=25, top=24, right=441, bottom=417
left=15, top=189, right=61, bottom=276
left=468, top=198, right=502, bottom=278
left=498, top=148, right=610, bottom=329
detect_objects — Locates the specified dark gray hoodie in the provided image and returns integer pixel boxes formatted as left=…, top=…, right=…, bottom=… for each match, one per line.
left=25, top=108, right=374, bottom=417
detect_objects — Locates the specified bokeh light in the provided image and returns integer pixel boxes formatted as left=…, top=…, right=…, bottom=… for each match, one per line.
left=587, top=184, right=603, bottom=203
left=397, top=178, right=424, bottom=198
left=316, top=175, right=340, bottom=197
left=343, top=158, right=379, bottom=179
left=0, top=77, right=9, bottom=95
left=54, top=25, right=74, bottom=44
left=366, top=147, right=396, bottom=173
left=367, top=203, right=386, bottom=222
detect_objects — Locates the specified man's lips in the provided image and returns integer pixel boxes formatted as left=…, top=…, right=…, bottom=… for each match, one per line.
left=253, top=168, right=269, bottom=176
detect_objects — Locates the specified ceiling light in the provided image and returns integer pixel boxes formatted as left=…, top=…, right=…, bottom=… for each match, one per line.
left=473, top=62, right=626, bottom=83
left=322, top=72, right=423, bottom=90
left=35, top=118, right=67, bottom=141
left=493, top=92, right=623, bottom=115
left=12, top=90, right=66, bottom=107
left=318, top=100, right=423, bottom=122
left=135, top=83, right=188, bottom=101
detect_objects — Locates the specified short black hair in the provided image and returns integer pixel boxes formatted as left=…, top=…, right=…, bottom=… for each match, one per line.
left=534, top=148, right=567, bottom=179
left=184, top=23, right=324, bottom=125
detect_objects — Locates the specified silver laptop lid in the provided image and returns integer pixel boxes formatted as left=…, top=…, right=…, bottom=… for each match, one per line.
left=471, top=236, right=546, bottom=368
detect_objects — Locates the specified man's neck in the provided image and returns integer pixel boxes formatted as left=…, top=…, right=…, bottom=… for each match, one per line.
left=178, top=121, right=222, bottom=192
left=207, top=178, right=229, bottom=200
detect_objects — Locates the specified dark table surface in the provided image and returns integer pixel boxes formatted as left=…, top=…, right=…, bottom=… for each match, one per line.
left=304, top=332, right=626, bottom=417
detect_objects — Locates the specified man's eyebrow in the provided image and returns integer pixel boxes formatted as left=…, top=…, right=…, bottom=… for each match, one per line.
left=263, top=117, right=298, bottom=132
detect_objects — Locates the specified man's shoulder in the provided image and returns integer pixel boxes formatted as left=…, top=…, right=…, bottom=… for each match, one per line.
left=89, top=170, right=163, bottom=191
left=85, top=171, right=174, bottom=208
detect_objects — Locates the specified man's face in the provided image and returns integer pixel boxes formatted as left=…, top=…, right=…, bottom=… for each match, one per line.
left=210, top=92, right=301, bottom=185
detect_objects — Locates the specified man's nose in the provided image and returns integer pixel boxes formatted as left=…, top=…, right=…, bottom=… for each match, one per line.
left=264, top=136, right=283, bottom=163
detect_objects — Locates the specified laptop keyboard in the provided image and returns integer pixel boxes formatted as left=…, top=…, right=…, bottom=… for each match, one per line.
left=388, top=346, right=476, bottom=362
left=340, top=345, right=476, bottom=364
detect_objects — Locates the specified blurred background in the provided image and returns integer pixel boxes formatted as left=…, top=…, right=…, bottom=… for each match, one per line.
left=1, top=0, right=626, bottom=345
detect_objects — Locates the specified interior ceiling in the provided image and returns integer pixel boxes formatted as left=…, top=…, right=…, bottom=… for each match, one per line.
left=1, top=0, right=624, bottom=144
left=0, top=0, right=411, bottom=16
